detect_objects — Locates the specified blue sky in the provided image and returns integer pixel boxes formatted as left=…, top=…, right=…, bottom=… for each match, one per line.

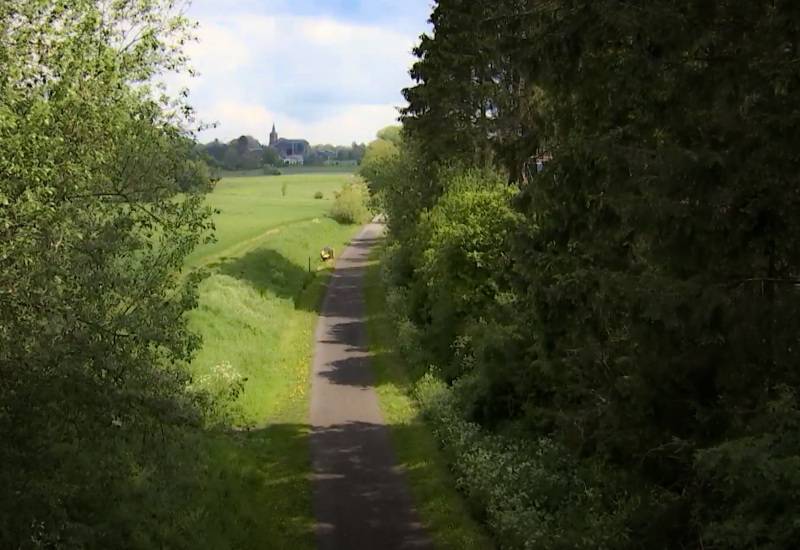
left=176, top=0, right=433, bottom=145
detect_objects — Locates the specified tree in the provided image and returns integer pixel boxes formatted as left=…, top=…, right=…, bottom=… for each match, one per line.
left=236, top=135, right=249, bottom=155
left=359, top=131, right=402, bottom=190
left=374, top=0, right=800, bottom=547
left=377, top=125, right=403, bottom=147
left=0, top=1, right=217, bottom=546
left=205, top=139, right=227, bottom=163
left=262, top=146, right=281, bottom=166
left=351, top=142, right=367, bottom=162
left=305, top=151, right=326, bottom=166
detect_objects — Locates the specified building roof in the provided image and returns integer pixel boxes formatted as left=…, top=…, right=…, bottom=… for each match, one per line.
left=272, top=138, right=309, bottom=145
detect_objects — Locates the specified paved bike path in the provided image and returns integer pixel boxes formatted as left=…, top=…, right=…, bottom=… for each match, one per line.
left=309, top=220, right=433, bottom=550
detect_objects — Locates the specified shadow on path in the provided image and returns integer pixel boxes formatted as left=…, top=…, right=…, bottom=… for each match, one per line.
left=210, top=419, right=433, bottom=548
left=310, top=222, right=433, bottom=550
left=311, top=421, right=431, bottom=550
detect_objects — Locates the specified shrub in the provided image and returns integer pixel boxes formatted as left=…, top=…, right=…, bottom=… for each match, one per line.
left=414, top=374, right=649, bottom=550
left=414, top=169, right=521, bottom=380
left=329, top=177, right=371, bottom=224
left=263, top=166, right=281, bottom=176
left=188, top=362, right=247, bottom=428
left=314, top=191, right=324, bottom=199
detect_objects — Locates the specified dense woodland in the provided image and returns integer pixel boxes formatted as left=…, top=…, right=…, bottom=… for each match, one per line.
left=363, top=0, right=800, bottom=548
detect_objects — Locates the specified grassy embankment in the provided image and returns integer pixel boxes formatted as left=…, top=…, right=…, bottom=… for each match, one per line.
left=183, top=172, right=490, bottom=548
left=363, top=248, right=495, bottom=550
left=184, top=173, right=361, bottom=548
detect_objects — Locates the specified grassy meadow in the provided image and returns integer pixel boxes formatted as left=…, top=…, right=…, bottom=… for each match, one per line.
left=185, top=172, right=363, bottom=548
left=186, top=173, right=352, bottom=265
left=217, top=163, right=358, bottom=180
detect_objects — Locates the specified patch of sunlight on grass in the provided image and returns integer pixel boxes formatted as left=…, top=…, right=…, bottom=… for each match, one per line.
left=364, top=244, right=495, bottom=550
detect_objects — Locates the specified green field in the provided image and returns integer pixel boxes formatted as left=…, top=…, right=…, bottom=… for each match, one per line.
left=185, top=172, right=362, bottom=548
left=217, top=164, right=358, bottom=180
left=186, top=173, right=355, bottom=265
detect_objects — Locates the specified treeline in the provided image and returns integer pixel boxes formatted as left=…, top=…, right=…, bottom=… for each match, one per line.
left=311, top=142, right=368, bottom=164
left=364, top=0, right=800, bottom=548
left=199, top=137, right=367, bottom=171
left=0, top=2, right=240, bottom=547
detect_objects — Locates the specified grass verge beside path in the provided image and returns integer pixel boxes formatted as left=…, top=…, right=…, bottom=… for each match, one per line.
left=186, top=217, right=362, bottom=549
left=364, top=246, right=494, bottom=550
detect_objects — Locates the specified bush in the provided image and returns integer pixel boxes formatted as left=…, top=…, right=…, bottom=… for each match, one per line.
left=314, top=191, right=324, bottom=199
left=413, top=170, right=520, bottom=381
left=329, top=178, right=371, bottom=224
left=413, top=374, right=650, bottom=550
left=263, top=166, right=281, bottom=176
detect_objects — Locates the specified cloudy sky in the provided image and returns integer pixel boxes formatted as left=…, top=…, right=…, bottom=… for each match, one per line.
left=174, top=0, right=433, bottom=146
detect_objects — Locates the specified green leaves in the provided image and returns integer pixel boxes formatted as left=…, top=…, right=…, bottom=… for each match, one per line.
left=0, top=1, right=217, bottom=547
left=378, top=0, right=800, bottom=547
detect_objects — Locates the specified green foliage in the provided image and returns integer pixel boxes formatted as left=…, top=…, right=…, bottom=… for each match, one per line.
left=376, top=125, right=404, bottom=147
left=414, top=375, right=653, bottom=550
left=692, top=389, right=800, bottom=549
left=262, top=145, right=281, bottom=166
left=329, top=177, right=371, bottom=225
left=314, top=191, right=324, bottom=199
left=363, top=140, right=440, bottom=255
left=370, top=0, right=800, bottom=547
left=0, top=1, right=227, bottom=546
left=281, top=181, right=288, bottom=197
left=363, top=137, right=400, bottom=164
left=413, top=171, right=520, bottom=380
left=359, top=129, right=402, bottom=185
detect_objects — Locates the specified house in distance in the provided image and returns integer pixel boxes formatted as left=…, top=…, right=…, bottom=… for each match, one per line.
left=268, top=124, right=309, bottom=165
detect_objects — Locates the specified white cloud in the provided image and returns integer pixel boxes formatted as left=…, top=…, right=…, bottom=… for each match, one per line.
left=170, top=3, right=423, bottom=145
left=300, top=18, right=355, bottom=45
left=188, top=23, right=254, bottom=73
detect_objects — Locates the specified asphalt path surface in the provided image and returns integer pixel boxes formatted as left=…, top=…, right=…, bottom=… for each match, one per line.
left=309, top=219, right=433, bottom=550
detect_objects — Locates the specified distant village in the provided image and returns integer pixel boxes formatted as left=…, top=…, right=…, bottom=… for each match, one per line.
left=199, top=123, right=367, bottom=172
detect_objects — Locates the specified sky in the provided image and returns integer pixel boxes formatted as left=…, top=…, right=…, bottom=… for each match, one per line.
left=171, top=0, right=433, bottom=146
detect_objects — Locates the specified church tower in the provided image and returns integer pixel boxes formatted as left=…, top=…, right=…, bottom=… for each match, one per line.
left=269, top=123, right=278, bottom=146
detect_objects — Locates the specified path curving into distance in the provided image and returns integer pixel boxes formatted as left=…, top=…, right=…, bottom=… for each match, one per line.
left=309, top=218, right=433, bottom=550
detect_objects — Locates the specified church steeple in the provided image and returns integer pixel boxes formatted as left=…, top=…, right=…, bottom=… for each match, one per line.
left=269, top=123, right=278, bottom=146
